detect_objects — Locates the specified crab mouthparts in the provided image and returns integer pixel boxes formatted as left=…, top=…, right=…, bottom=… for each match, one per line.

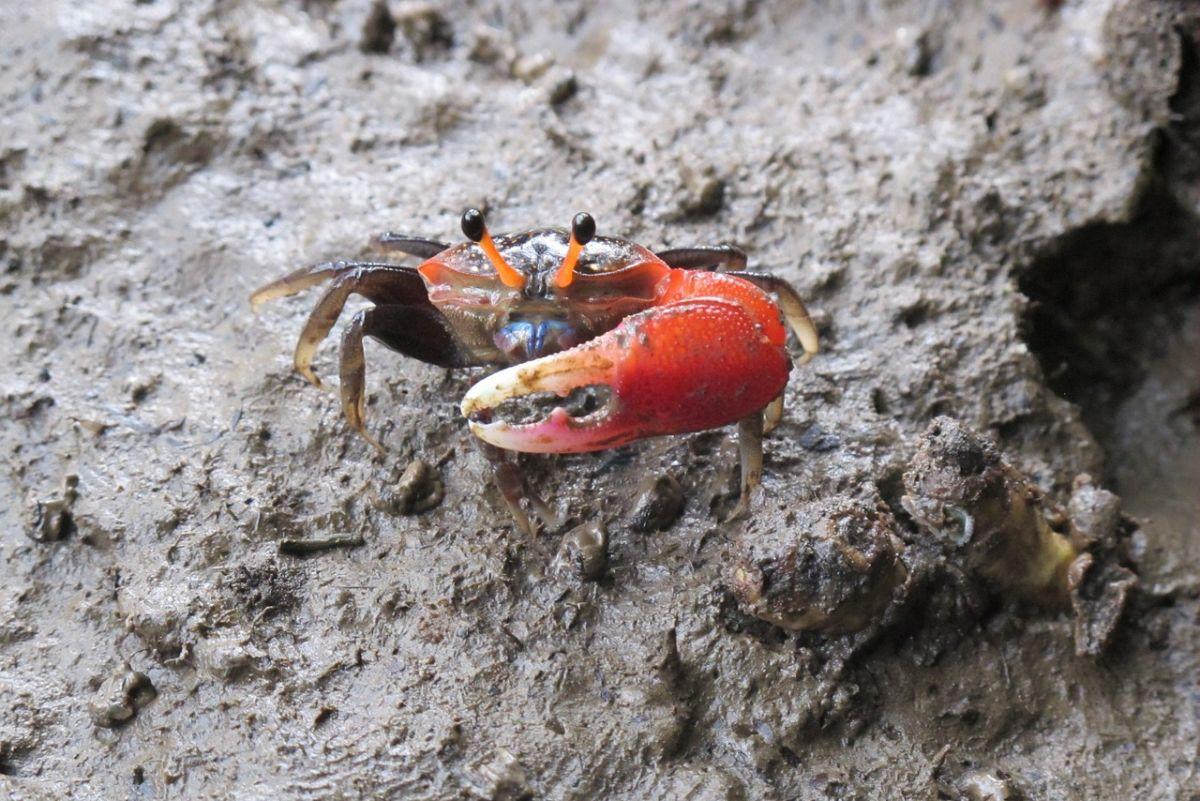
left=461, top=351, right=618, bottom=453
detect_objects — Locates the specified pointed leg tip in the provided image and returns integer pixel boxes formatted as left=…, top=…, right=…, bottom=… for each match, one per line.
left=722, top=499, right=752, bottom=524
left=347, top=416, right=384, bottom=453
left=529, top=498, right=563, bottom=533
left=763, top=397, right=785, bottom=435
left=296, top=366, right=322, bottom=388
left=505, top=502, right=536, bottom=536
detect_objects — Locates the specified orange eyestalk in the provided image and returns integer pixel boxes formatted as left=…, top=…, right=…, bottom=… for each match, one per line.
left=461, top=208, right=525, bottom=289
left=553, top=212, right=596, bottom=289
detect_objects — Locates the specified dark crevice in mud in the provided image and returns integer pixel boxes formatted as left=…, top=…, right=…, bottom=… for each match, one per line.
left=1020, top=24, right=1200, bottom=600
left=1019, top=183, right=1200, bottom=473
left=874, top=467, right=914, bottom=533
left=1020, top=20, right=1200, bottom=485
left=1160, top=24, right=1200, bottom=215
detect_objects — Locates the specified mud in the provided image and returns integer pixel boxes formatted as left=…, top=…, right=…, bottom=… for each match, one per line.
left=1, top=1, right=1198, bottom=799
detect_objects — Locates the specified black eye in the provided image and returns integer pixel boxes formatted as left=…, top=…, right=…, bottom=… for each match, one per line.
left=572, top=212, right=596, bottom=245
left=461, top=208, right=486, bottom=242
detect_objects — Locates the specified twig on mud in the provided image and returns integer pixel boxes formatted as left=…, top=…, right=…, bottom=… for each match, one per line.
left=278, top=535, right=365, bottom=556
left=926, top=743, right=953, bottom=786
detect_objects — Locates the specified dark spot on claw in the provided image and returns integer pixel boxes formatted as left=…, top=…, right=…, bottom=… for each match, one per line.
left=469, top=409, right=494, bottom=425
left=577, top=388, right=604, bottom=415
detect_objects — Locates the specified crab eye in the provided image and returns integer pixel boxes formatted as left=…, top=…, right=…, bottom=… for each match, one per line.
left=458, top=208, right=524, bottom=289
left=571, top=212, right=596, bottom=245
left=461, top=208, right=486, bottom=242
left=554, top=211, right=596, bottom=289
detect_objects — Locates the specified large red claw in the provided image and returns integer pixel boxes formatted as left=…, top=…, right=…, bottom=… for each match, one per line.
left=461, top=297, right=792, bottom=453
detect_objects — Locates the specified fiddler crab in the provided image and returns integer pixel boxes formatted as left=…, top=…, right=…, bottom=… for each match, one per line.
left=251, top=210, right=819, bottom=533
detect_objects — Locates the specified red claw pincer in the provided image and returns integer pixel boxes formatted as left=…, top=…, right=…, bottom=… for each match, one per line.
left=461, top=264, right=817, bottom=458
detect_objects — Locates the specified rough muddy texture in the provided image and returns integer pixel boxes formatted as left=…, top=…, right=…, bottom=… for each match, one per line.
left=2, top=1, right=1198, bottom=799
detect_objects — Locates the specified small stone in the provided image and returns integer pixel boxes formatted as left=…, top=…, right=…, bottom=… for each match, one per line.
left=372, top=459, right=444, bottom=514
left=546, top=70, right=578, bottom=106
left=1067, top=474, right=1123, bottom=550
left=395, top=2, right=453, bottom=59
left=396, top=459, right=444, bottom=514
left=124, top=372, right=160, bottom=404
left=1067, top=553, right=1137, bottom=657
left=728, top=497, right=908, bottom=633
left=512, top=53, right=553, bottom=84
left=360, top=0, right=396, bottom=54
left=554, top=522, right=608, bottom=581
left=1003, top=65, right=1045, bottom=106
left=468, top=26, right=513, bottom=65
left=89, top=664, right=156, bottom=728
left=669, top=765, right=747, bottom=801
left=677, top=167, right=726, bottom=218
left=25, top=474, right=78, bottom=543
left=198, top=636, right=258, bottom=681
left=629, top=474, right=684, bottom=532
left=959, top=769, right=1025, bottom=801
left=901, top=417, right=1079, bottom=607
left=894, top=26, right=935, bottom=77
left=798, top=424, right=840, bottom=453
left=464, top=748, right=530, bottom=801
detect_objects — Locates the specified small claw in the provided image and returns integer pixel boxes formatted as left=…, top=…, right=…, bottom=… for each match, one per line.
left=462, top=298, right=791, bottom=454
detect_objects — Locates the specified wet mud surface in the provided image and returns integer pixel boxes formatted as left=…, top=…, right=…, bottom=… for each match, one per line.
left=2, top=1, right=1198, bottom=799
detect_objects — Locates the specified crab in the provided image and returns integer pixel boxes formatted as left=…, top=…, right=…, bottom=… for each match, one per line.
left=251, top=210, right=819, bottom=532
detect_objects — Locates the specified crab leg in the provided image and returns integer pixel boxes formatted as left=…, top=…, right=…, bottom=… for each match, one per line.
left=764, top=394, right=785, bottom=434
left=655, top=244, right=747, bottom=271
left=731, top=412, right=765, bottom=521
left=371, top=233, right=449, bottom=258
left=477, top=441, right=561, bottom=536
